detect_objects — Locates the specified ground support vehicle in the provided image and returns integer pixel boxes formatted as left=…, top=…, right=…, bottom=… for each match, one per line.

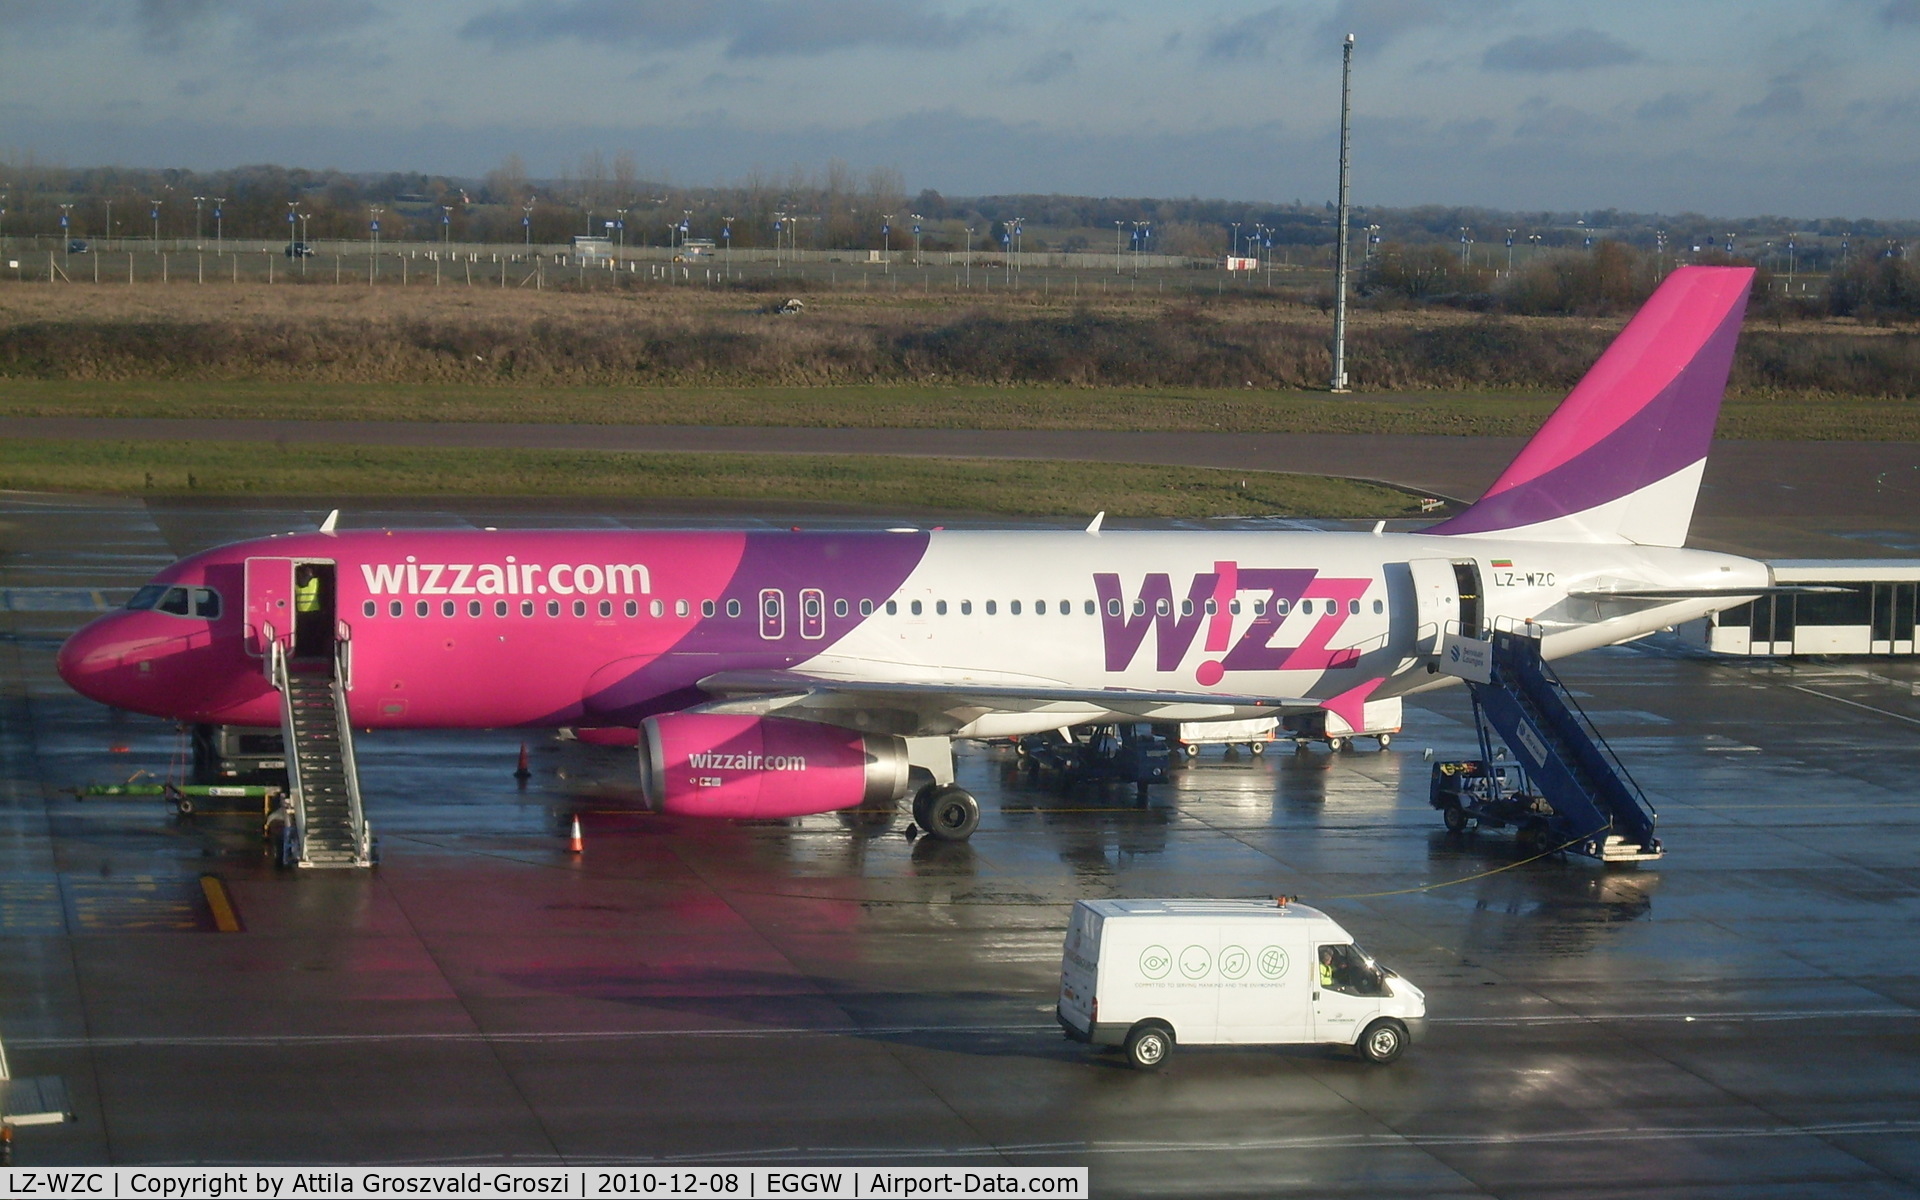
left=1017, top=723, right=1170, bottom=803
left=1057, top=898, right=1425, bottom=1069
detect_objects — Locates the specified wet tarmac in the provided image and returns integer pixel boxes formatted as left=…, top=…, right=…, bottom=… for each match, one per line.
left=4, top=494, right=1920, bottom=1196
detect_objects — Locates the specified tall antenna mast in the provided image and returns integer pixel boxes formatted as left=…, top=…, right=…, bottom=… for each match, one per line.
left=1331, top=32, right=1355, bottom=393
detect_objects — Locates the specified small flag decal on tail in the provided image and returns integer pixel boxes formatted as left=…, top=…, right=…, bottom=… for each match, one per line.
left=1491, top=559, right=1513, bottom=568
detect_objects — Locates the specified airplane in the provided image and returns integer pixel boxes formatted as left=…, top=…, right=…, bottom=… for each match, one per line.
left=57, top=265, right=1769, bottom=843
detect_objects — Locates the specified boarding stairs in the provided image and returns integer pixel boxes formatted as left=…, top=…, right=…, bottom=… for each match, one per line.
left=268, top=636, right=373, bottom=868
left=1432, top=628, right=1661, bottom=862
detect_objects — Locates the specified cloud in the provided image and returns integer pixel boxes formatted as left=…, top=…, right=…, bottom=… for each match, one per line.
left=1204, top=5, right=1287, bottom=61
left=1737, top=76, right=1806, bottom=120
left=1012, top=50, right=1074, bottom=84
left=1884, top=0, right=1920, bottom=23
left=1483, top=28, right=1640, bottom=73
left=461, top=0, right=1010, bottom=59
left=1634, top=91, right=1708, bottom=122
left=1513, top=96, right=1611, bottom=140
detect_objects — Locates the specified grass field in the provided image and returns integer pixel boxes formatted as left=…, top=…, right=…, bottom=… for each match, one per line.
left=4, top=379, right=1918, bottom=441
left=0, top=439, right=1428, bottom=519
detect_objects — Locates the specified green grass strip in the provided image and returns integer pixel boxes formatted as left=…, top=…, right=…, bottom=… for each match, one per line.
left=0, top=439, right=1427, bottom=519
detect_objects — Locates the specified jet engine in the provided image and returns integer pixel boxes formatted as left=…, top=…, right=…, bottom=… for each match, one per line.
left=638, top=713, right=909, bottom=819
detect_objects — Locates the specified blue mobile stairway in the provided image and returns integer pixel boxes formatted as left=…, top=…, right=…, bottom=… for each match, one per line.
left=1429, top=629, right=1662, bottom=862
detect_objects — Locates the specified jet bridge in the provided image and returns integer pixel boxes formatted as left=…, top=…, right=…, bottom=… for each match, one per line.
left=1429, top=628, right=1662, bottom=863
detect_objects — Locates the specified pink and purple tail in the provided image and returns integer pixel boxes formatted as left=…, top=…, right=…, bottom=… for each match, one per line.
left=1429, top=265, right=1754, bottom=547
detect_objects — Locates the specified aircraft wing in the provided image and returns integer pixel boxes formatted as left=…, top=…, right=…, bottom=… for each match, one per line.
left=692, top=670, right=1311, bottom=737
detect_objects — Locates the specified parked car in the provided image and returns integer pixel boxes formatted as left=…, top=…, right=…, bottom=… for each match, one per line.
left=285, top=242, right=315, bottom=258
left=67, top=239, right=90, bottom=254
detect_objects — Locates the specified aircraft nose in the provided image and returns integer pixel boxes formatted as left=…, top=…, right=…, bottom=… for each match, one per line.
left=57, top=616, right=135, bottom=706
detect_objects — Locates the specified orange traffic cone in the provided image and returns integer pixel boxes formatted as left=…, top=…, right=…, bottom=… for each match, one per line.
left=514, top=742, right=531, bottom=781
left=567, top=815, right=583, bottom=854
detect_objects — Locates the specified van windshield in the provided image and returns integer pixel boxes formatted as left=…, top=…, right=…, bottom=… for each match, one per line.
left=1319, top=943, right=1389, bottom=997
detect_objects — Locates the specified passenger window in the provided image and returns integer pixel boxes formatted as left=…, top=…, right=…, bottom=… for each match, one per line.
left=650, top=599, right=664, bottom=618
left=1230, top=599, right=1241, bottom=615
left=1132, top=600, right=1145, bottom=616
left=1373, top=599, right=1383, bottom=614
left=625, top=600, right=638, bottom=617
left=521, top=600, right=534, bottom=617
left=416, top=601, right=429, bottom=618
left=859, top=599, right=873, bottom=616
left=675, top=600, right=689, bottom=618
left=986, top=600, right=997, bottom=615
left=961, top=600, right=972, bottom=615
left=1155, top=598, right=1170, bottom=616
left=390, top=601, right=403, bottom=618
left=599, top=600, right=612, bottom=618
left=470, top=600, right=483, bottom=617
left=1035, top=600, right=1047, bottom=615
left=911, top=600, right=922, bottom=616
left=804, top=595, right=821, bottom=618
left=726, top=598, right=741, bottom=618
left=702, top=600, right=716, bottom=618
left=833, top=599, right=848, bottom=618
left=936, top=600, right=947, bottom=615
left=1060, top=599, right=1070, bottom=615
left=363, top=600, right=377, bottom=618
left=547, top=600, right=560, bottom=617
left=443, top=600, right=456, bottom=618
left=573, top=600, right=587, bottom=617
left=1010, top=600, right=1022, bottom=615
left=1083, top=600, right=1095, bottom=615
left=1204, top=599, right=1216, bottom=615
left=1180, top=599, right=1193, bottom=617
left=1252, top=599, right=1266, bottom=616
left=498, top=601, right=510, bottom=617
left=158, top=588, right=191, bottom=616
left=887, top=600, right=898, bottom=615
left=1349, top=599, right=1360, bottom=615
left=1107, top=599, right=1122, bottom=617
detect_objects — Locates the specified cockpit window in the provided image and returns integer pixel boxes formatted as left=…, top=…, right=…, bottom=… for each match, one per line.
left=129, top=584, right=221, bottom=619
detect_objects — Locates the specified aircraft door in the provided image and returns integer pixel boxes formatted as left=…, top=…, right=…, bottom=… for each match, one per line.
left=243, top=557, right=296, bottom=658
left=759, top=589, right=785, bottom=640
left=1405, top=558, right=1459, bottom=654
left=1453, top=561, right=1484, bottom=638
left=799, top=588, right=826, bottom=639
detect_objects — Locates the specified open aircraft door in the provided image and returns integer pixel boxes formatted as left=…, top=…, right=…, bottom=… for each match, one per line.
left=1406, top=559, right=1460, bottom=656
left=243, top=557, right=297, bottom=659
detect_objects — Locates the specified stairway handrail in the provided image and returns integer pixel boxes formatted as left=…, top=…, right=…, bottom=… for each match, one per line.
left=1528, top=647, right=1656, bottom=821
left=268, top=640, right=310, bottom=864
left=331, top=640, right=370, bottom=864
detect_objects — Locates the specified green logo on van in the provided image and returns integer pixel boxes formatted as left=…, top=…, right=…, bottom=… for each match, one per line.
left=1220, top=945, right=1250, bottom=979
left=1257, top=946, right=1289, bottom=980
left=1139, top=945, right=1172, bottom=979
left=1179, top=945, right=1211, bottom=979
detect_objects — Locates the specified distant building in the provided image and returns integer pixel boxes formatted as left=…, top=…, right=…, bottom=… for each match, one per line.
left=572, top=236, right=614, bottom=261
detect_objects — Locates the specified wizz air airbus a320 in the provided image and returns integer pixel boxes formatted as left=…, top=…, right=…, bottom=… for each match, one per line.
left=58, top=266, right=1769, bottom=842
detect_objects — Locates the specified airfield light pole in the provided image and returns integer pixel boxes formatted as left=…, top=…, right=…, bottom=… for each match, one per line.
left=369, top=205, right=383, bottom=282
left=150, top=200, right=162, bottom=245
left=965, top=226, right=974, bottom=287
left=103, top=199, right=113, bottom=248
left=192, top=195, right=205, bottom=245
left=298, top=212, right=311, bottom=275
left=1330, top=31, right=1355, bottom=393
left=1231, top=220, right=1241, bottom=265
left=1115, top=220, right=1124, bottom=272
left=1010, top=217, right=1024, bottom=286
left=288, top=201, right=299, bottom=251
left=442, top=206, right=453, bottom=258
left=59, top=204, right=73, bottom=262
left=881, top=214, right=892, bottom=272
left=523, top=197, right=535, bottom=247
left=213, top=198, right=225, bottom=254
left=1505, top=229, right=1516, bottom=274
left=910, top=214, right=923, bottom=266
left=722, top=216, right=734, bottom=276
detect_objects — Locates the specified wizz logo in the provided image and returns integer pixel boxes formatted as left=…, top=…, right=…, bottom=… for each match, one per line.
left=1095, top=561, right=1374, bottom=685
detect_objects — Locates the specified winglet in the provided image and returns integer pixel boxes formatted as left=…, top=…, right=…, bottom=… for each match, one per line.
left=1086, top=511, right=1105, bottom=534
left=318, top=509, right=339, bottom=534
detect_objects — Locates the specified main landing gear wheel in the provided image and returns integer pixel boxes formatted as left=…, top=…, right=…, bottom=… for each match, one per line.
left=1358, top=1018, right=1408, bottom=1064
left=910, top=783, right=938, bottom=830
left=922, top=786, right=980, bottom=842
left=1124, top=1022, right=1173, bottom=1070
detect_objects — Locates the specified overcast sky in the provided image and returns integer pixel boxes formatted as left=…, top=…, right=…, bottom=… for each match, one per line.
left=3, top=0, right=1918, bottom=218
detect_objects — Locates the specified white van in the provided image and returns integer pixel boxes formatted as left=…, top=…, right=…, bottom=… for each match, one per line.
left=1056, top=898, right=1426, bottom=1069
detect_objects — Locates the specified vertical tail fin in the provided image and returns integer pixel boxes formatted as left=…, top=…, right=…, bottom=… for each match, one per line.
left=1429, top=265, right=1754, bottom=547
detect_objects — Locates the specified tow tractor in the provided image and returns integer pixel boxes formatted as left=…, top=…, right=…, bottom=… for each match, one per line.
left=1017, top=723, right=1171, bottom=803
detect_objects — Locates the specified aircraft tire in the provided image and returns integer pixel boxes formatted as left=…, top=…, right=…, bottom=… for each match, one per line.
left=911, top=783, right=940, bottom=830
left=1327, top=736, right=1346, bottom=753
left=923, top=787, right=980, bottom=842
left=1249, top=741, right=1266, bottom=756
left=1376, top=733, right=1392, bottom=750
left=1442, top=803, right=1470, bottom=833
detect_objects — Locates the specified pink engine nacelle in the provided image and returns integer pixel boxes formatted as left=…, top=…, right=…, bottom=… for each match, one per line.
left=638, top=713, right=909, bottom=820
